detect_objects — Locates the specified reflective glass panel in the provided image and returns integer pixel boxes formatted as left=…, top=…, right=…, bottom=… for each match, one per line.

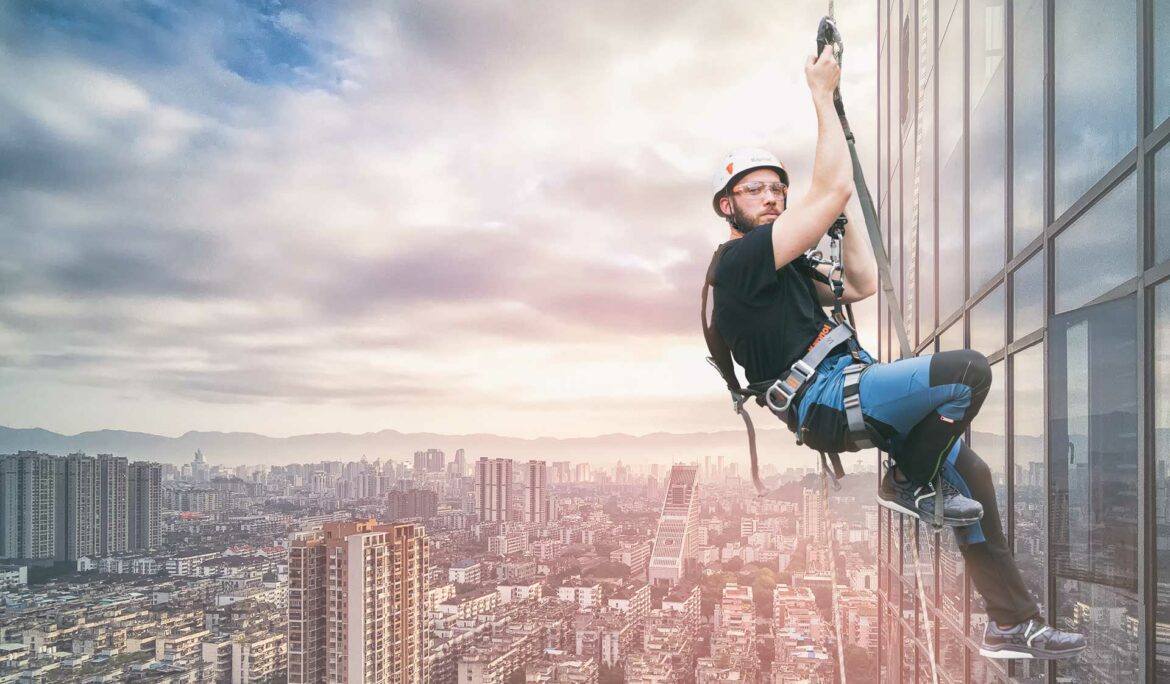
left=969, top=284, right=1005, bottom=356
left=1012, top=251, right=1044, bottom=340
left=918, top=74, right=937, bottom=342
left=969, top=360, right=1006, bottom=643
left=1054, top=0, right=1137, bottom=215
left=1012, top=0, right=1045, bottom=253
left=1155, top=283, right=1170, bottom=681
left=938, top=319, right=964, bottom=352
left=1156, top=0, right=1170, bottom=129
left=1010, top=343, right=1047, bottom=684
left=1156, top=144, right=1170, bottom=265
left=940, top=532, right=966, bottom=629
left=938, top=9, right=966, bottom=320
left=1054, top=173, right=1137, bottom=314
left=968, top=0, right=1006, bottom=291
left=1049, top=294, right=1139, bottom=682
left=940, top=619, right=966, bottom=680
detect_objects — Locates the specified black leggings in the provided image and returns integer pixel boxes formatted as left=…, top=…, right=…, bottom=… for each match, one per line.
left=951, top=442, right=1038, bottom=624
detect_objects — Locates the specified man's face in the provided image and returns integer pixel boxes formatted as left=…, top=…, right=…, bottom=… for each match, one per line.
left=719, top=168, right=787, bottom=231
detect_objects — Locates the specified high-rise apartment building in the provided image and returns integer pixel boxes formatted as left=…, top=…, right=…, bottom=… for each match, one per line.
left=523, top=460, right=549, bottom=524
left=474, top=458, right=513, bottom=523
left=453, top=448, right=466, bottom=476
left=875, top=0, right=1168, bottom=680
left=0, top=451, right=57, bottom=560
left=647, top=464, right=700, bottom=587
left=96, top=453, right=128, bottom=556
left=413, top=449, right=444, bottom=474
left=800, top=487, right=827, bottom=546
left=55, top=453, right=97, bottom=561
left=287, top=520, right=428, bottom=684
left=128, top=461, right=162, bottom=551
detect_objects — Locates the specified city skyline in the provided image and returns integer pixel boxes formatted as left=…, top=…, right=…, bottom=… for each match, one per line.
left=0, top=1, right=878, bottom=440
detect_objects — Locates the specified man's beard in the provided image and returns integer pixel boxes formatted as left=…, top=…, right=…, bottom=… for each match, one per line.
left=730, top=201, right=781, bottom=233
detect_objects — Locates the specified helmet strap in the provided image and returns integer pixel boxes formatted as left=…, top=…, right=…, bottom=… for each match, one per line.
left=724, top=191, right=752, bottom=234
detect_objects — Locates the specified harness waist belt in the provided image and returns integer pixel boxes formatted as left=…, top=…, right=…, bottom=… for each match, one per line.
left=760, top=322, right=855, bottom=416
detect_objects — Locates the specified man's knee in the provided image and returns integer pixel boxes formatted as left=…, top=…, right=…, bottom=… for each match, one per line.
left=930, top=349, right=991, bottom=391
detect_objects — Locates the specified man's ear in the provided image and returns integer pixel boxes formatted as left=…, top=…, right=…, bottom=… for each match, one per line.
left=718, top=195, right=732, bottom=218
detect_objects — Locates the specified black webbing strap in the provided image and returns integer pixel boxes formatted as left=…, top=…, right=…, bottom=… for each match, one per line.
left=702, top=242, right=742, bottom=394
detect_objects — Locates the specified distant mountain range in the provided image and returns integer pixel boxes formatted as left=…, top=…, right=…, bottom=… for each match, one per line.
left=0, top=424, right=830, bottom=469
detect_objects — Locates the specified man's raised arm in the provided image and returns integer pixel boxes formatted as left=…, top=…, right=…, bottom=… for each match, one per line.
left=770, top=44, right=853, bottom=270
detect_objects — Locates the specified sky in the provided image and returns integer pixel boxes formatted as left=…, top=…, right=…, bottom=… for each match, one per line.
left=0, top=1, right=879, bottom=439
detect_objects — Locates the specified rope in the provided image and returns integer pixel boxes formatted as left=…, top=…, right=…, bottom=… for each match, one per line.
left=907, top=0, right=941, bottom=680
left=821, top=462, right=848, bottom=683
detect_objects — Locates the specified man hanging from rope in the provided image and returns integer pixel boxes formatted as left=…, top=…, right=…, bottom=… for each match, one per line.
left=705, top=44, right=1084, bottom=660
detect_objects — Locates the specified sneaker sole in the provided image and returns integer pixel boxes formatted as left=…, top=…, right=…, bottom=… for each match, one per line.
left=876, top=495, right=983, bottom=527
left=979, top=644, right=1086, bottom=660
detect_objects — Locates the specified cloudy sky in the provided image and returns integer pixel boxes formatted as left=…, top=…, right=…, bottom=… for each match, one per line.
left=0, top=1, right=879, bottom=439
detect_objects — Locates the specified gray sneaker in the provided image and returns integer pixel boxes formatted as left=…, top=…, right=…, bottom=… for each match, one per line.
left=877, top=466, right=983, bottom=526
left=980, top=617, right=1086, bottom=659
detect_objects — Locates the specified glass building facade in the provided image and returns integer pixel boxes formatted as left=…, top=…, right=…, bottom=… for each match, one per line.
left=874, top=0, right=1170, bottom=682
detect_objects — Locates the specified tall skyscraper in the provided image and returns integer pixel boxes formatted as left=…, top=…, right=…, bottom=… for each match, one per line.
left=55, top=453, right=97, bottom=561
left=800, top=488, right=827, bottom=546
left=128, top=461, right=161, bottom=551
left=453, top=448, right=466, bottom=476
left=287, top=520, right=428, bottom=684
left=413, top=449, right=444, bottom=473
left=648, top=464, right=700, bottom=587
left=95, top=453, right=128, bottom=556
left=474, top=458, right=513, bottom=523
left=0, top=451, right=57, bottom=560
left=523, top=460, right=548, bottom=524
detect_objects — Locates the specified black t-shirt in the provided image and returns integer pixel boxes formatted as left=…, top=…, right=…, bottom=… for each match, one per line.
left=711, top=223, right=832, bottom=384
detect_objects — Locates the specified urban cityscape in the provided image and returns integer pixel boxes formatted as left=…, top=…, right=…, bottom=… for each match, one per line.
left=0, top=447, right=882, bottom=683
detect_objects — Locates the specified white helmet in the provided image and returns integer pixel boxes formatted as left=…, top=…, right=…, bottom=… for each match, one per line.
left=711, top=148, right=789, bottom=217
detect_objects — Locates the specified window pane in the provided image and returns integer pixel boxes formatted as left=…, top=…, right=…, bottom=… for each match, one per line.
left=1012, top=251, right=1044, bottom=340
left=938, top=319, right=965, bottom=352
left=1155, top=144, right=1170, bottom=265
left=1010, top=344, right=1047, bottom=684
left=970, top=284, right=1006, bottom=356
left=918, top=75, right=937, bottom=343
left=1054, top=173, right=1137, bottom=313
left=969, top=0, right=1006, bottom=291
left=1156, top=0, right=1170, bottom=129
left=1155, top=282, right=1170, bottom=681
left=1054, top=0, right=1138, bottom=215
left=1049, top=295, right=1139, bottom=682
left=1012, top=0, right=1045, bottom=253
left=969, top=360, right=1005, bottom=644
left=939, top=9, right=966, bottom=321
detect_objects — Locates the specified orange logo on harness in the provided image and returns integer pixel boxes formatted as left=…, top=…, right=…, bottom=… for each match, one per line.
left=808, top=323, right=833, bottom=352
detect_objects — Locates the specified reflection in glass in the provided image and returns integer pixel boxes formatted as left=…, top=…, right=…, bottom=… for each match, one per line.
left=918, top=75, right=937, bottom=342
left=940, top=532, right=966, bottom=631
left=1054, top=173, right=1137, bottom=314
left=939, top=14, right=966, bottom=320
left=1054, top=0, right=1137, bottom=215
left=969, top=360, right=1005, bottom=642
left=1012, top=252, right=1044, bottom=340
left=969, top=285, right=1005, bottom=357
left=968, top=0, right=1006, bottom=291
left=1156, top=0, right=1170, bottom=128
left=1012, top=0, right=1045, bottom=253
left=1049, top=295, right=1139, bottom=682
left=940, top=608, right=966, bottom=677
left=1154, top=284, right=1170, bottom=680
left=938, top=320, right=964, bottom=353
left=1010, top=344, right=1048, bottom=684
left=1155, top=144, right=1170, bottom=265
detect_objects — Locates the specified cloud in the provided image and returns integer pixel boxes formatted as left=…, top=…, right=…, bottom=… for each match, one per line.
left=0, top=0, right=879, bottom=438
